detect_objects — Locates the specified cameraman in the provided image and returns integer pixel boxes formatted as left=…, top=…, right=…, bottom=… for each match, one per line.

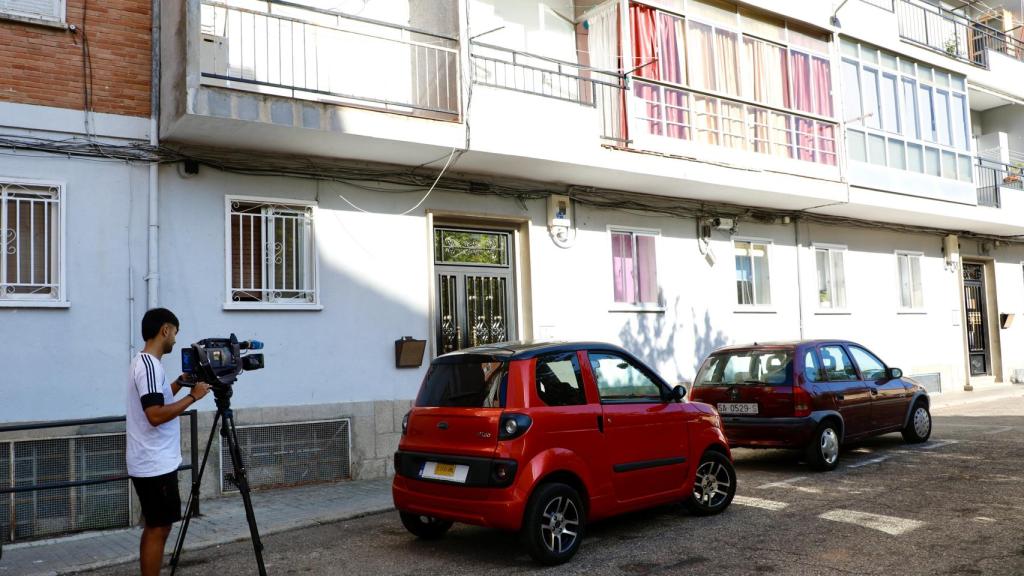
left=127, top=308, right=210, bottom=576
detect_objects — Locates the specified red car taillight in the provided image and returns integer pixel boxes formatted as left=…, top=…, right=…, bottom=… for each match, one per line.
left=793, top=384, right=812, bottom=417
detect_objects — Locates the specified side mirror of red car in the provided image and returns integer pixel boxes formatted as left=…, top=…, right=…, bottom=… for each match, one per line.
left=668, top=384, right=687, bottom=402
left=886, top=367, right=903, bottom=380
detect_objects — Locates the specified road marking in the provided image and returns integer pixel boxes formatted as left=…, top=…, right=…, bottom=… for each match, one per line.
left=819, top=509, right=924, bottom=535
left=982, top=426, right=1014, bottom=435
left=847, top=456, right=890, bottom=468
left=973, top=517, right=996, bottom=523
left=918, top=439, right=959, bottom=450
left=733, top=496, right=789, bottom=511
left=757, top=476, right=808, bottom=489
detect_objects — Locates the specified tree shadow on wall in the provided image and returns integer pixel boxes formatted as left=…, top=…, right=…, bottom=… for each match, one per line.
left=617, top=293, right=684, bottom=382
left=692, top=309, right=728, bottom=375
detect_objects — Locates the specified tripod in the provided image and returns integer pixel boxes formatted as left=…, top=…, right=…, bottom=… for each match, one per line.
left=170, top=388, right=267, bottom=576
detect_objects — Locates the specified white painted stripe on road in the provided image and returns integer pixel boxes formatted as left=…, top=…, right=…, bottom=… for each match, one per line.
left=918, top=439, right=959, bottom=450
left=757, top=476, right=808, bottom=489
left=847, top=456, right=890, bottom=468
left=733, top=496, right=789, bottom=511
left=973, top=517, right=996, bottom=523
left=982, top=426, right=1014, bottom=435
left=819, top=509, right=924, bottom=535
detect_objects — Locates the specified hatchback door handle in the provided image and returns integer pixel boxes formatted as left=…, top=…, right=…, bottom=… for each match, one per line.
left=869, top=388, right=879, bottom=396
left=836, top=393, right=845, bottom=401
left=597, top=415, right=604, bottom=433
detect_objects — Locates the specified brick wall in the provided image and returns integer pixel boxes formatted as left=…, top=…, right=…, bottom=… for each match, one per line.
left=0, top=1, right=151, bottom=118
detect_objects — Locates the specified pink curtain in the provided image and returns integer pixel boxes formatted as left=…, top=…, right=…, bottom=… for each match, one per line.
left=812, top=56, right=833, bottom=117
left=636, top=236, right=658, bottom=304
left=795, top=117, right=815, bottom=161
left=790, top=51, right=812, bottom=114
left=817, top=123, right=837, bottom=165
left=612, top=232, right=636, bottom=303
left=665, top=88, right=689, bottom=140
left=658, top=13, right=683, bottom=84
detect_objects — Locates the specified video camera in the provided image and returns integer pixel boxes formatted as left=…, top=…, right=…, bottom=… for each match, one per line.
left=181, top=334, right=265, bottom=390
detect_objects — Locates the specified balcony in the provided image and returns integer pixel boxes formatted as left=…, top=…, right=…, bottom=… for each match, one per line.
left=895, top=0, right=1024, bottom=69
left=976, top=159, right=1024, bottom=207
left=199, top=0, right=460, bottom=120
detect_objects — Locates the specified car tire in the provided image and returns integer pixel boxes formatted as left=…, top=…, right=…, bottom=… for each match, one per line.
left=685, top=450, right=736, bottom=516
left=521, top=482, right=585, bottom=565
left=806, top=421, right=841, bottom=472
left=901, top=401, right=932, bottom=443
left=399, top=511, right=453, bottom=540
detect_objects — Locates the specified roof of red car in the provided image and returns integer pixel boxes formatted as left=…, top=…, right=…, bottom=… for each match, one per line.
left=438, top=341, right=632, bottom=361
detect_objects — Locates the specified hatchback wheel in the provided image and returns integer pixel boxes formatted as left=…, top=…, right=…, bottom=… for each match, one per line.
left=901, top=401, right=932, bottom=443
left=806, top=421, right=841, bottom=471
left=399, top=511, right=453, bottom=540
left=685, top=450, right=736, bottom=516
left=522, top=483, right=584, bottom=565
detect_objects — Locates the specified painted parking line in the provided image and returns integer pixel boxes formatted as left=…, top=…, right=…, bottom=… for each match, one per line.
left=918, top=439, right=959, bottom=450
left=757, top=476, right=808, bottom=489
left=846, top=456, right=890, bottom=468
left=981, top=426, right=1014, bottom=435
left=819, top=509, right=924, bottom=535
left=733, top=496, right=789, bottom=511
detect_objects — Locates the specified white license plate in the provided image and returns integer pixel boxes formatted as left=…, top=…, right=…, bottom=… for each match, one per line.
left=717, top=403, right=759, bottom=415
left=419, top=461, right=470, bottom=483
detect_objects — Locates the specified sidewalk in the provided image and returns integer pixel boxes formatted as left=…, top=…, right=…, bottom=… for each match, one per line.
left=2, top=383, right=1020, bottom=576
left=0, top=478, right=395, bottom=576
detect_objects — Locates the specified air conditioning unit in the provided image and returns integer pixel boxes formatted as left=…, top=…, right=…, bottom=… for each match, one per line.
left=200, top=34, right=228, bottom=76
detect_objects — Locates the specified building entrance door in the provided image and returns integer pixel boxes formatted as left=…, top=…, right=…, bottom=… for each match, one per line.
left=963, top=263, right=990, bottom=377
left=433, top=227, right=516, bottom=354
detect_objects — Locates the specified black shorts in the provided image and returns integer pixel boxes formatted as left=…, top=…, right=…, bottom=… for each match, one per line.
left=131, top=471, right=182, bottom=528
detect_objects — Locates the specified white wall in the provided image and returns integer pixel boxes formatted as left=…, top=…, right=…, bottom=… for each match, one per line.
left=468, top=0, right=576, bottom=59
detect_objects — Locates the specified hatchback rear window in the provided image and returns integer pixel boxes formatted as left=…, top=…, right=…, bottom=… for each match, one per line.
left=416, top=355, right=508, bottom=408
left=696, top=350, right=794, bottom=386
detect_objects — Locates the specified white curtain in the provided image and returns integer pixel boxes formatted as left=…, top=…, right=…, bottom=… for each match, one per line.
left=587, top=1, right=623, bottom=141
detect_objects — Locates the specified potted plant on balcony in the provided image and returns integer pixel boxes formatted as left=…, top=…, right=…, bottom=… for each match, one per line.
left=944, top=36, right=960, bottom=56
left=1004, top=163, right=1023, bottom=186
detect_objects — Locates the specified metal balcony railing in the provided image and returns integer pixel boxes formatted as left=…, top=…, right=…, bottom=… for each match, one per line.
left=895, top=0, right=1024, bottom=68
left=631, top=79, right=839, bottom=166
left=975, top=159, right=1024, bottom=207
left=469, top=42, right=627, bottom=144
left=200, top=0, right=460, bottom=119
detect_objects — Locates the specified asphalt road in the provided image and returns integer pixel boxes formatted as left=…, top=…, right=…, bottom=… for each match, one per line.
left=84, top=395, right=1024, bottom=576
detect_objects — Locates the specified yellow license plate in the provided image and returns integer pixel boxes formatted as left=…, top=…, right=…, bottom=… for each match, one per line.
left=434, top=463, right=456, bottom=477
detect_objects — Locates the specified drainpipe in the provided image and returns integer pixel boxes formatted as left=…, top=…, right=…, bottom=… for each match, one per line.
left=146, top=0, right=161, bottom=308
left=794, top=218, right=806, bottom=340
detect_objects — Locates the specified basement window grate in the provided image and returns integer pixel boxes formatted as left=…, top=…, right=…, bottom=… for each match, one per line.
left=220, top=419, right=351, bottom=493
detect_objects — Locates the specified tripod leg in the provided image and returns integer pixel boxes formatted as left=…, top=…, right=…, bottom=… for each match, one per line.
left=170, top=410, right=221, bottom=575
left=222, top=409, right=268, bottom=576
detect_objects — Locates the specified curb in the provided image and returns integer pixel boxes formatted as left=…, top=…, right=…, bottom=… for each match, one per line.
left=930, top=389, right=1024, bottom=411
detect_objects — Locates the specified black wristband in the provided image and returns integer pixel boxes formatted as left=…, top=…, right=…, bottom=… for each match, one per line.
left=187, top=393, right=198, bottom=403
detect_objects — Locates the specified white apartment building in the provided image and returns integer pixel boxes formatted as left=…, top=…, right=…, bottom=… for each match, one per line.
left=4, top=0, right=1024, bottom=536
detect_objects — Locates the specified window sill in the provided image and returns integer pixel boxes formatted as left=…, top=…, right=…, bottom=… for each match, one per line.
left=0, top=13, right=68, bottom=30
left=608, top=304, right=666, bottom=313
left=223, top=302, right=323, bottom=311
left=897, top=309, right=928, bottom=315
left=0, top=300, right=69, bottom=308
left=814, top=309, right=852, bottom=315
left=733, top=307, right=777, bottom=314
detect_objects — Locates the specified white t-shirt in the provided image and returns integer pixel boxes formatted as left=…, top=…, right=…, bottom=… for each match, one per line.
left=126, top=352, right=182, bottom=478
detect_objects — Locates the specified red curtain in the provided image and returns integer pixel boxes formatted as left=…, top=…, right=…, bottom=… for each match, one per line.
left=630, top=3, right=661, bottom=137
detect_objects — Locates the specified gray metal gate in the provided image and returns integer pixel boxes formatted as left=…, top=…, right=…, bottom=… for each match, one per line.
left=434, top=227, right=516, bottom=354
left=963, top=263, right=989, bottom=376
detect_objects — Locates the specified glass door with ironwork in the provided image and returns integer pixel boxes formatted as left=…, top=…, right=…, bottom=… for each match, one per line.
left=963, top=263, right=989, bottom=376
left=434, top=228, right=516, bottom=354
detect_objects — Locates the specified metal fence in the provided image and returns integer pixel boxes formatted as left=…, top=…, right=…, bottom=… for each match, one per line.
left=469, top=42, right=627, bottom=144
left=0, top=412, right=198, bottom=543
left=221, top=419, right=350, bottom=493
left=896, top=0, right=1024, bottom=68
left=200, top=0, right=460, bottom=119
left=975, top=159, right=1023, bottom=208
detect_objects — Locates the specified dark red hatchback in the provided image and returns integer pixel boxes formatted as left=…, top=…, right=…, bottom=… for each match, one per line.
left=689, top=340, right=932, bottom=471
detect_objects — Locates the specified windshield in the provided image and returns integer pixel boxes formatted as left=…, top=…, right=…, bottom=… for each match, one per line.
left=415, top=355, right=508, bottom=408
left=696, top=350, right=794, bottom=386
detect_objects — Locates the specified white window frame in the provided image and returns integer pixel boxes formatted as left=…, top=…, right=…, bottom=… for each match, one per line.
left=895, top=250, right=925, bottom=312
left=814, top=243, right=848, bottom=312
left=734, top=237, right=773, bottom=310
left=608, top=226, right=663, bottom=312
left=0, top=177, right=67, bottom=308
left=0, top=0, right=66, bottom=27
left=224, top=195, right=321, bottom=311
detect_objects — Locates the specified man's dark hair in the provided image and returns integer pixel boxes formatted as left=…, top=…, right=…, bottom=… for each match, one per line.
left=141, top=308, right=179, bottom=341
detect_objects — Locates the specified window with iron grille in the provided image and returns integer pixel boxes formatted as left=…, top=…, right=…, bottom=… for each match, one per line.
left=1, top=181, right=64, bottom=305
left=226, top=198, right=318, bottom=307
left=0, top=0, right=65, bottom=24
left=221, top=419, right=350, bottom=492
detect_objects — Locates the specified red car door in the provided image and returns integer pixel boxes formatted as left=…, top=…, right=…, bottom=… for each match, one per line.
left=818, top=344, right=873, bottom=439
left=582, top=350, right=688, bottom=505
left=848, top=345, right=908, bottom=431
